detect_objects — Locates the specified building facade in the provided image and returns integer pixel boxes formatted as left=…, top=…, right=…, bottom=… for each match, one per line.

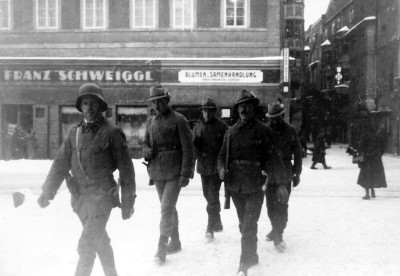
left=0, top=0, right=286, bottom=159
left=304, top=0, right=400, bottom=154
left=282, top=0, right=305, bottom=128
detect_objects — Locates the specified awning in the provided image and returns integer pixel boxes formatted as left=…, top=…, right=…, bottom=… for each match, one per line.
left=307, top=60, right=320, bottom=68
left=321, top=39, right=331, bottom=46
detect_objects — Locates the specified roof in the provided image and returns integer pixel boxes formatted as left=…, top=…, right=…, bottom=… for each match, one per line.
left=321, top=39, right=331, bottom=46
left=344, top=16, right=376, bottom=37
left=325, top=0, right=353, bottom=23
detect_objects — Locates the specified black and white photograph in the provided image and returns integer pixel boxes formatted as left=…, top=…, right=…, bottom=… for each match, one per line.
left=1, top=0, right=400, bottom=275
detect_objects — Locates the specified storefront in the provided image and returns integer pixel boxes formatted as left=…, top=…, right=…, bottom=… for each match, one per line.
left=0, top=57, right=286, bottom=159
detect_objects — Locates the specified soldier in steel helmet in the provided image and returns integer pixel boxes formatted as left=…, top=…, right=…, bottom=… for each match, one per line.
left=218, top=90, right=287, bottom=276
left=37, top=83, right=136, bottom=276
left=192, top=98, right=228, bottom=240
left=142, top=83, right=195, bottom=264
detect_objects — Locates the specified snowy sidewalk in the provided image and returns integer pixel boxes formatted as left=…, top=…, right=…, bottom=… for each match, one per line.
left=0, top=144, right=399, bottom=276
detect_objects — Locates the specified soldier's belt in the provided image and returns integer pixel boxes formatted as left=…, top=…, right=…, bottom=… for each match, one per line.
left=232, top=160, right=261, bottom=167
left=79, top=175, right=112, bottom=187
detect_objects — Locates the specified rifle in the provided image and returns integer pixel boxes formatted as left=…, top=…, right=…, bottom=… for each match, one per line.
left=223, top=131, right=231, bottom=209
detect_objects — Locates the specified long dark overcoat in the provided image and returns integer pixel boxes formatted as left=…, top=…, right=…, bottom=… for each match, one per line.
left=312, top=132, right=327, bottom=163
left=357, top=131, right=387, bottom=189
left=41, top=117, right=136, bottom=217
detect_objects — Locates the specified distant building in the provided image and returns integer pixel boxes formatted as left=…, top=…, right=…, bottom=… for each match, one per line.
left=304, top=0, right=400, bottom=154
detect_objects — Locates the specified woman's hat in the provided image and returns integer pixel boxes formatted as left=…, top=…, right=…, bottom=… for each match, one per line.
left=234, top=89, right=259, bottom=107
left=75, top=83, right=108, bottom=112
left=148, top=83, right=170, bottom=101
left=265, top=103, right=286, bottom=118
left=199, top=98, right=217, bottom=110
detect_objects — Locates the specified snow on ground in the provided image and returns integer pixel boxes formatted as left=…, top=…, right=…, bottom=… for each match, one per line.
left=0, top=144, right=400, bottom=276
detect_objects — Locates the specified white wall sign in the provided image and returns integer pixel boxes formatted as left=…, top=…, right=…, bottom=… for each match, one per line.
left=178, top=70, right=263, bottom=83
left=281, top=48, right=289, bottom=83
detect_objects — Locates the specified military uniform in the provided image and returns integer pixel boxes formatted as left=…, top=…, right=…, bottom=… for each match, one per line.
left=266, top=119, right=302, bottom=244
left=143, top=84, right=195, bottom=263
left=39, top=84, right=136, bottom=276
left=193, top=115, right=228, bottom=234
left=217, top=91, right=286, bottom=274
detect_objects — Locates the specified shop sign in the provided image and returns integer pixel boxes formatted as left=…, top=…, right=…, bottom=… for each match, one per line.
left=1, top=68, right=157, bottom=83
left=178, top=70, right=263, bottom=83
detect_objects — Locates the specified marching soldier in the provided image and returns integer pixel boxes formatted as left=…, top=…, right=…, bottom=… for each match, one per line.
left=192, top=98, right=228, bottom=240
left=37, top=83, right=136, bottom=276
left=218, top=90, right=287, bottom=276
left=142, top=83, right=195, bottom=264
left=265, top=103, right=302, bottom=250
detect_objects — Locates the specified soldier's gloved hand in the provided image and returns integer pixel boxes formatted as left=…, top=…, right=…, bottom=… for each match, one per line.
left=37, top=192, right=51, bottom=208
left=121, top=193, right=136, bottom=220
left=218, top=169, right=226, bottom=181
left=293, top=174, right=300, bottom=187
left=178, top=176, right=190, bottom=187
left=277, top=185, right=289, bottom=204
left=142, top=148, right=153, bottom=161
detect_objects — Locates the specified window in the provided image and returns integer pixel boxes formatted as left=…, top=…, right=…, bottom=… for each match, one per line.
left=295, top=6, right=302, bottom=17
left=285, top=5, right=294, bottom=17
left=83, top=0, right=107, bottom=29
left=172, top=0, right=193, bottom=28
left=36, top=0, right=59, bottom=29
left=285, top=20, right=302, bottom=37
left=0, top=0, right=11, bottom=30
left=132, top=0, right=156, bottom=28
left=224, top=0, right=247, bottom=28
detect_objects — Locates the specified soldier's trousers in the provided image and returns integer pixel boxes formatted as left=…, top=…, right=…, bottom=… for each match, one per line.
left=265, top=183, right=291, bottom=235
left=76, top=211, right=117, bottom=276
left=155, top=179, right=181, bottom=238
left=201, top=174, right=222, bottom=228
left=231, top=191, right=264, bottom=264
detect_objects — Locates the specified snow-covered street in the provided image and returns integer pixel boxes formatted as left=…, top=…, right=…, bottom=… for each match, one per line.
left=1, top=144, right=400, bottom=276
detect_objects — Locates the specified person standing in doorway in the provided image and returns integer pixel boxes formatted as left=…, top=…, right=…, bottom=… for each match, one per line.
left=218, top=90, right=287, bottom=276
left=37, top=83, right=136, bottom=276
left=142, top=83, right=195, bottom=264
left=265, top=103, right=302, bottom=250
left=193, top=98, right=228, bottom=240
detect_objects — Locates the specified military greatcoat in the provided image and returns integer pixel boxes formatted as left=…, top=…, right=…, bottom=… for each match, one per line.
left=41, top=117, right=136, bottom=218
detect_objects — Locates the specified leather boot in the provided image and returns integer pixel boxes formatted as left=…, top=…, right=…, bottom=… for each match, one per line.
left=154, top=235, right=168, bottom=264
left=213, top=213, right=223, bottom=232
left=98, top=245, right=118, bottom=276
left=205, top=215, right=215, bottom=240
left=167, top=228, right=182, bottom=254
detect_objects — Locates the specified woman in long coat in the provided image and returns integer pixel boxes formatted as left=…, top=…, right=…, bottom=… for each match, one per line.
left=357, top=124, right=387, bottom=199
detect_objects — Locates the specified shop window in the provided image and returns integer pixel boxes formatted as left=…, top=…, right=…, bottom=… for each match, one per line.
left=116, top=106, right=147, bottom=155
left=60, top=107, right=81, bottom=140
left=0, top=0, right=11, bottom=30
left=35, top=107, right=46, bottom=119
left=35, top=0, right=59, bottom=29
left=172, top=105, right=201, bottom=128
left=224, top=0, right=247, bottom=28
left=172, top=0, right=193, bottom=28
left=82, top=0, right=107, bottom=29
left=131, top=0, right=156, bottom=28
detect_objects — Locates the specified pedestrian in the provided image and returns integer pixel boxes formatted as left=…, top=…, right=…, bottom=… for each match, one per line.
left=310, top=127, right=332, bottom=169
left=11, top=125, right=28, bottom=159
left=265, top=103, right=302, bottom=250
left=192, top=98, right=228, bottom=240
left=298, top=128, right=308, bottom=158
left=357, top=120, right=387, bottom=199
left=217, top=90, right=287, bottom=276
left=37, top=83, right=136, bottom=276
left=142, top=83, right=195, bottom=264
